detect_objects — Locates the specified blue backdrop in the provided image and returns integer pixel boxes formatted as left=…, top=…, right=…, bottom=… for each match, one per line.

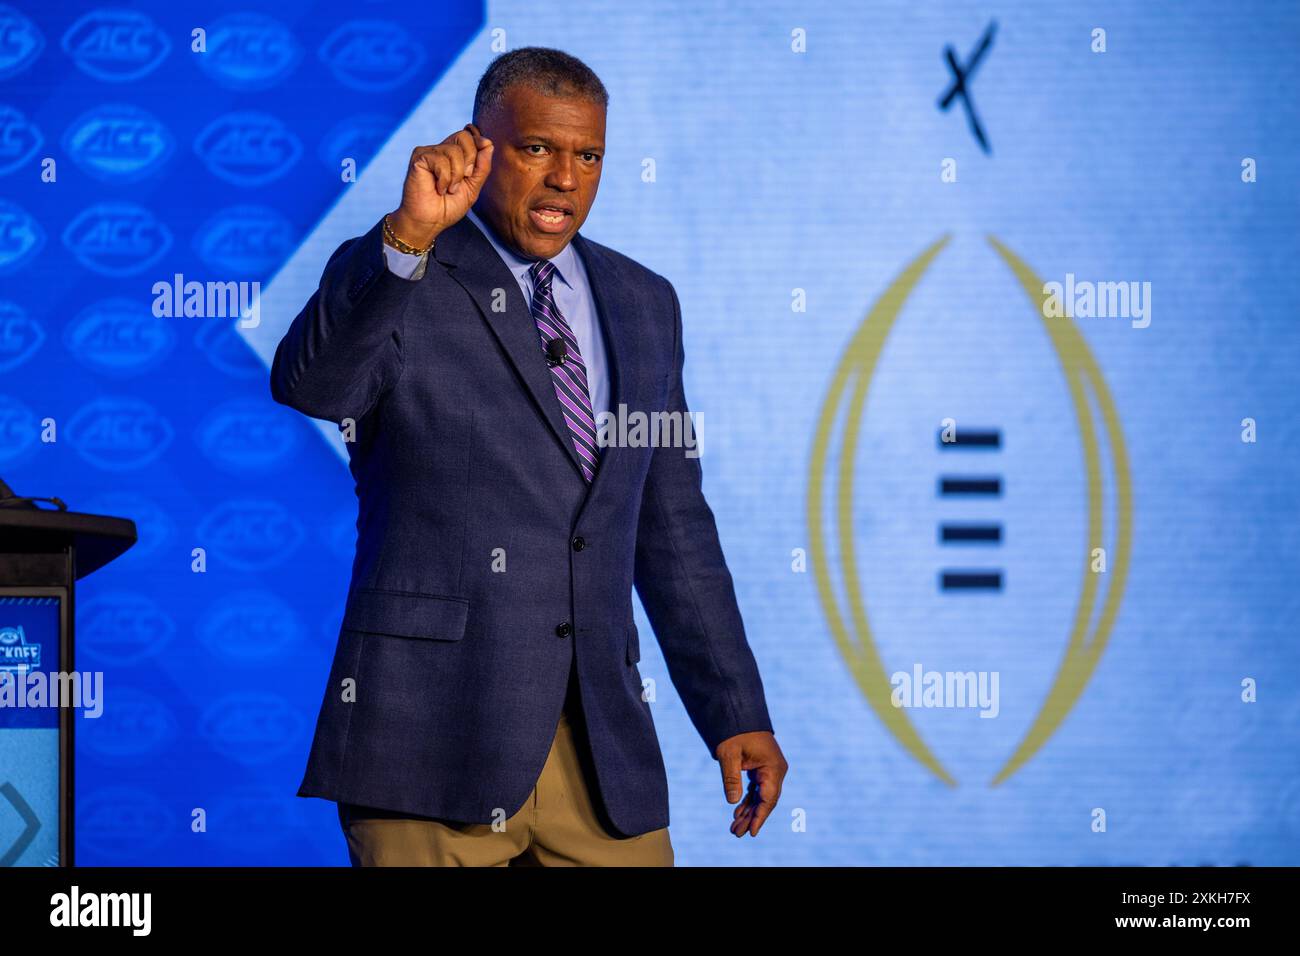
left=1, top=0, right=1297, bottom=865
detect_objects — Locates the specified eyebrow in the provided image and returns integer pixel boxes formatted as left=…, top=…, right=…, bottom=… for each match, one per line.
left=519, top=135, right=604, bottom=152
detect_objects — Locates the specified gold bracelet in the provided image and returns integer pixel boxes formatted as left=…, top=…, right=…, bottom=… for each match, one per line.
left=383, top=213, right=435, bottom=256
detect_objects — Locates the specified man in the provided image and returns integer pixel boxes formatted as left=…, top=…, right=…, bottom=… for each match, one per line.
left=270, top=47, right=786, bottom=866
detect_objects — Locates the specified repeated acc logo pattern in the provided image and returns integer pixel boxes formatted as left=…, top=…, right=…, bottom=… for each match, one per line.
left=3, top=3, right=479, bottom=864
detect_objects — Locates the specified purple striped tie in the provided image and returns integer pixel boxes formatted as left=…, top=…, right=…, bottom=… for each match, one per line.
left=528, top=259, right=600, bottom=483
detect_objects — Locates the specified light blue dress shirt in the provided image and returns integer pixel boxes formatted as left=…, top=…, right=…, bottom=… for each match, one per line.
left=382, top=208, right=610, bottom=420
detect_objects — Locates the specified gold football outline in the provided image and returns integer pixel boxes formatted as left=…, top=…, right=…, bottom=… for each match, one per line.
left=807, top=234, right=1133, bottom=786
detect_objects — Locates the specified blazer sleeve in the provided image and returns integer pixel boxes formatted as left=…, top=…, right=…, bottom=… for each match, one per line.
left=269, top=215, right=419, bottom=423
left=632, top=278, right=775, bottom=758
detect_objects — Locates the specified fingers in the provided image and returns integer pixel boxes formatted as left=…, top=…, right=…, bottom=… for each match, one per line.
left=466, top=135, right=493, bottom=187
left=441, top=130, right=495, bottom=196
left=408, top=144, right=463, bottom=197
left=729, top=781, right=757, bottom=836
left=407, top=126, right=494, bottom=206
left=746, top=767, right=781, bottom=836
left=441, top=129, right=474, bottom=195
left=457, top=123, right=493, bottom=189
left=446, top=127, right=493, bottom=194
left=409, top=146, right=449, bottom=196
left=729, top=777, right=766, bottom=837
left=409, top=146, right=436, bottom=179
left=718, top=749, right=743, bottom=804
left=727, top=764, right=784, bottom=837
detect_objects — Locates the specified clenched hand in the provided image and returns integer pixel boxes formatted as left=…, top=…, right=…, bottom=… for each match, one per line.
left=387, top=123, right=494, bottom=251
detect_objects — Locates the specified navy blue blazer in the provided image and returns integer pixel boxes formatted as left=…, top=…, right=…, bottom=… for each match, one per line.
left=269, top=211, right=773, bottom=837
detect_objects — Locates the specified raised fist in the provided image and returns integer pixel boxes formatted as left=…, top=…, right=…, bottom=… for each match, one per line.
left=387, top=123, right=494, bottom=250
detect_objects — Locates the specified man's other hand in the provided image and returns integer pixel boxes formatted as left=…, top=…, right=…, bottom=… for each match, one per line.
left=715, top=731, right=787, bottom=837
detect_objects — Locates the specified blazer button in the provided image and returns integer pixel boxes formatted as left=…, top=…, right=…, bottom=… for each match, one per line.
left=571, top=536, right=586, bottom=552
left=555, top=622, right=572, bottom=638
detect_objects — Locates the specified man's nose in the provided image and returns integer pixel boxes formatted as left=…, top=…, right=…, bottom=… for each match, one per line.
left=545, top=154, right=577, bottom=190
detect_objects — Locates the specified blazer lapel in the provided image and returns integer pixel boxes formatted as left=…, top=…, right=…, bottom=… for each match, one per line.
left=433, top=217, right=643, bottom=501
left=434, top=215, right=586, bottom=478
left=572, top=231, right=639, bottom=508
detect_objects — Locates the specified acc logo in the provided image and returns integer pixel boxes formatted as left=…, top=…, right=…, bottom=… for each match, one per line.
left=77, top=592, right=175, bottom=665
left=0, top=394, right=36, bottom=465
left=0, top=300, right=44, bottom=372
left=196, top=498, right=304, bottom=571
left=194, top=317, right=267, bottom=379
left=62, top=103, right=173, bottom=182
left=193, top=204, right=294, bottom=274
left=808, top=235, right=1132, bottom=787
left=198, top=693, right=304, bottom=765
left=77, top=788, right=173, bottom=858
left=61, top=202, right=171, bottom=276
left=198, top=12, right=300, bottom=90
left=66, top=396, right=174, bottom=470
left=195, top=398, right=300, bottom=474
left=318, top=20, right=426, bottom=91
left=207, top=788, right=301, bottom=851
left=318, top=114, right=396, bottom=172
left=82, top=687, right=176, bottom=761
left=0, top=5, right=43, bottom=80
left=64, top=298, right=175, bottom=377
left=0, top=105, right=42, bottom=176
left=0, top=625, right=39, bottom=674
left=61, top=9, right=170, bottom=82
left=194, top=111, right=301, bottom=186
left=0, top=200, right=44, bottom=273
left=83, top=492, right=173, bottom=560
left=197, top=590, right=301, bottom=663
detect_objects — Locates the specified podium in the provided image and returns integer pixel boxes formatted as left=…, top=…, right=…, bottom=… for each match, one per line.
left=0, top=506, right=136, bottom=867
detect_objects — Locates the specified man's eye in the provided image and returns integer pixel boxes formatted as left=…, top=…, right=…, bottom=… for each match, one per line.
left=526, top=145, right=546, bottom=154
left=582, top=153, right=601, bottom=163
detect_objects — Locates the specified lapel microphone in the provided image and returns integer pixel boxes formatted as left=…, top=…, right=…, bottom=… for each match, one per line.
left=544, top=336, right=568, bottom=367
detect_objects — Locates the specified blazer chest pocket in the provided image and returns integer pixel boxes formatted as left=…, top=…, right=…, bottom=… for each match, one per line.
left=342, top=588, right=469, bottom=641
left=626, top=621, right=640, bottom=664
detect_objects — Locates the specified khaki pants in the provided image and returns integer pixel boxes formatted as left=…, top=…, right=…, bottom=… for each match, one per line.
left=337, top=706, right=674, bottom=867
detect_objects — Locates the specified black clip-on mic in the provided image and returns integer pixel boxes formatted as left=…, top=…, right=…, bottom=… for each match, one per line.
left=544, top=336, right=568, bottom=367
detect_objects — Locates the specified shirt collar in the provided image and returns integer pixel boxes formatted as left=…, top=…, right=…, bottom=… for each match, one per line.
left=466, top=207, right=576, bottom=290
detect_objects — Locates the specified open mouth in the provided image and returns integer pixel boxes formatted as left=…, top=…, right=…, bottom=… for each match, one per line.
left=529, top=203, right=573, bottom=234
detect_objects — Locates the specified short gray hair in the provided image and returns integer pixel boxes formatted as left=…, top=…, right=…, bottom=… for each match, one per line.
left=472, top=47, right=608, bottom=125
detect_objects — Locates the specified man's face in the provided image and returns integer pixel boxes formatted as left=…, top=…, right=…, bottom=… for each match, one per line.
left=473, top=83, right=605, bottom=260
